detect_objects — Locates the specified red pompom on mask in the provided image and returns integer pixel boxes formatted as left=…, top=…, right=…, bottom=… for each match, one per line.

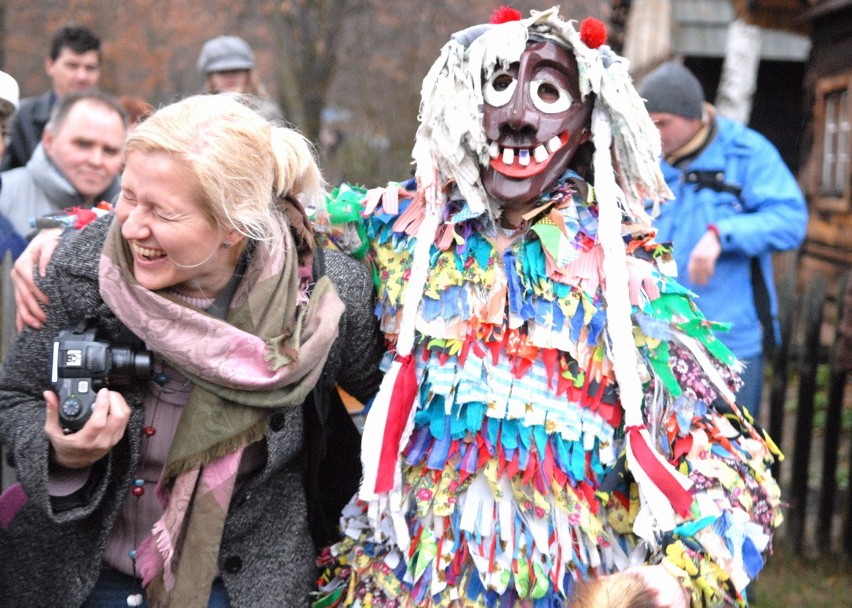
left=490, top=6, right=522, bottom=24
left=580, top=17, right=607, bottom=49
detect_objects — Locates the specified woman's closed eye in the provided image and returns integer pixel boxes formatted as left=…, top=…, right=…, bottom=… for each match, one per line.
left=153, top=209, right=180, bottom=222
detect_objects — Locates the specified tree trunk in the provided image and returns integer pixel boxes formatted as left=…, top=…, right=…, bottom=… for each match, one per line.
left=715, top=19, right=762, bottom=124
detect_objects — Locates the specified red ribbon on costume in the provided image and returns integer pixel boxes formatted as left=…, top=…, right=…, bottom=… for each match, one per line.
left=374, top=354, right=419, bottom=493
left=626, top=426, right=694, bottom=517
left=70, top=207, right=99, bottom=228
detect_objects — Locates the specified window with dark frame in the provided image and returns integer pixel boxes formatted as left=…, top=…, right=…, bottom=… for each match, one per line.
left=821, top=88, right=848, bottom=197
left=814, top=73, right=852, bottom=212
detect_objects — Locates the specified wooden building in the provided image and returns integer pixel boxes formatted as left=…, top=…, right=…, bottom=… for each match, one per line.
left=621, top=0, right=850, bottom=322
left=797, top=1, right=852, bottom=302
left=622, top=0, right=811, bottom=172
left=620, top=0, right=852, bottom=555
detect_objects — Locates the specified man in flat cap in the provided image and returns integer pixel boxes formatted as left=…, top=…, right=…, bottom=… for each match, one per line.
left=197, top=35, right=284, bottom=123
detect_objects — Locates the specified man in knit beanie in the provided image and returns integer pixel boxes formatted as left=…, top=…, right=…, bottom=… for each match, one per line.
left=639, top=61, right=807, bottom=419
left=640, top=61, right=706, bottom=158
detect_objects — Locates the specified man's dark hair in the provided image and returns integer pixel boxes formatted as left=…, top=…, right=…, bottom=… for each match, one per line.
left=46, top=89, right=129, bottom=134
left=49, top=24, right=101, bottom=61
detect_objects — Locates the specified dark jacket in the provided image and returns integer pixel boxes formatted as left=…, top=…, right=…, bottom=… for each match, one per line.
left=0, top=214, right=384, bottom=607
left=2, top=91, right=54, bottom=171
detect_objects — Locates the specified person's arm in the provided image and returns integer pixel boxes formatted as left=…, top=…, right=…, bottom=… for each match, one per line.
left=712, top=134, right=808, bottom=258
left=11, top=197, right=117, bottom=331
left=324, top=251, right=385, bottom=404
left=686, top=227, right=722, bottom=286
left=629, top=250, right=783, bottom=605
left=11, top=227, right=62, bottom=331
left=0, top=219, right=128, bottom=519
left=43, top=388, right=130, bottom=470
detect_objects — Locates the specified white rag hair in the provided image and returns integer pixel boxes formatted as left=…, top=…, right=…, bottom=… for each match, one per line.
left=411, top=6, right=671, bottom=224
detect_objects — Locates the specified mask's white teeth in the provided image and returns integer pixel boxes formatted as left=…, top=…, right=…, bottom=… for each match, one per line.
left=533, top=145, right=549, bottom=164
left=489, top=141, right=500, bottom=159
left=547, top=136, right=562, bottom=153
left=502, top=147, right=515, bottom=165
left=518, top=149, right=530, bottom=167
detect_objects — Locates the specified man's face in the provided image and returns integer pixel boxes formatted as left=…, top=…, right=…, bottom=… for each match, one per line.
left=648, top=112, right=702, bottom=157
left=207, top=70, right=251, bottom=94
left=481, top=40, right=592, bottom=208
left=46, top=48, right=100, bottom=97
left=43, top=100, right=125, bottom=201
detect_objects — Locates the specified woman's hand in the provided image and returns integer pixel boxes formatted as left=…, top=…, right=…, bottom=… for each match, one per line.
left=43, top=388, right=131, bottom=469
left=11, top=228, right=62, bottom=332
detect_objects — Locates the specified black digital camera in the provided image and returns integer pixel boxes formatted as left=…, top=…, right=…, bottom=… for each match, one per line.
left=51, top=322, right=153, bottom=433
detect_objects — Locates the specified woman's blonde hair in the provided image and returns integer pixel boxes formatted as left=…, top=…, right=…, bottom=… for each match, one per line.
left=124, top=93, right=325, bottom=246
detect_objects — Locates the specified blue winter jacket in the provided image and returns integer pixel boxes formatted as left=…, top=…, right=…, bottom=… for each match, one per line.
left=651, top=115, right=807, bottom=359
left=0, top=175, right=26, bottom=261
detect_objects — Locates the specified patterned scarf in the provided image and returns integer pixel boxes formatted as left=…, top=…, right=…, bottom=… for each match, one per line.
left=98, top=215, right=344, bottom=606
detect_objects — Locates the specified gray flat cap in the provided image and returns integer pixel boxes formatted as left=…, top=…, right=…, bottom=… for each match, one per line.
left=197, top=36, right=255, bottom=74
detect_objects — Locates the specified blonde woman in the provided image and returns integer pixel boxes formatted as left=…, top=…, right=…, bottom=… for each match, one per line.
left=0, top=94, right=382, bottom=607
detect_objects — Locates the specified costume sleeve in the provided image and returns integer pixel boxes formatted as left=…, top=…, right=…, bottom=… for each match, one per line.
left=714, top=131, right=807, bottom=257
left=630, top=260, right=783, bottom=607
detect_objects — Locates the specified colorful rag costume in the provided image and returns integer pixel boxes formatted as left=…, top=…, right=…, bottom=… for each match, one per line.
left=313, top=8, right=783, bottom=608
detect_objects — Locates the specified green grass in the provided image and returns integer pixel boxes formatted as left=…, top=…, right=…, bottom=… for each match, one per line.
left=751, top=541, right=852, bottom=606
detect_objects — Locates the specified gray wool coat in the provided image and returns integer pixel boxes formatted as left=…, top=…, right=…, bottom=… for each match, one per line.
left=0, top=215, right=384, bottom=607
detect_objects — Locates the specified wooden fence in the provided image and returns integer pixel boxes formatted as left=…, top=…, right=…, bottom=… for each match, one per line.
left=769, top=259, right=851, bottom=556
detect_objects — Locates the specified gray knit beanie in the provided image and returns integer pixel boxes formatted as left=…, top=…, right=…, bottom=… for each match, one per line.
left=639, top=62, right=704, bottom=119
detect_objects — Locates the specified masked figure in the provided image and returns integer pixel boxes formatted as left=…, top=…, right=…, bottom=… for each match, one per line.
left=314, top=8, right=781, bottom=608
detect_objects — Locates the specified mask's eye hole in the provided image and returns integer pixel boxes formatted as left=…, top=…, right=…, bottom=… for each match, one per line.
left=483, top=70, right=517, bottom=107
left=530, top=78, right=574, bottom=113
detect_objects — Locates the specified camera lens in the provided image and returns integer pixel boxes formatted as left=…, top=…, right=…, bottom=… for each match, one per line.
left=108, top=348, right=153, bottom=385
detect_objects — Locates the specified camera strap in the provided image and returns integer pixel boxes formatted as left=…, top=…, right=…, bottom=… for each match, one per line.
left=684, top=169, right=743, bottom=200
left=206, top=240, right=255, bottom=320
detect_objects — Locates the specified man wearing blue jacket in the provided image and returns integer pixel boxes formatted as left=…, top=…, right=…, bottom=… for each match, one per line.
left=639, top=61, right=807, bottom=419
